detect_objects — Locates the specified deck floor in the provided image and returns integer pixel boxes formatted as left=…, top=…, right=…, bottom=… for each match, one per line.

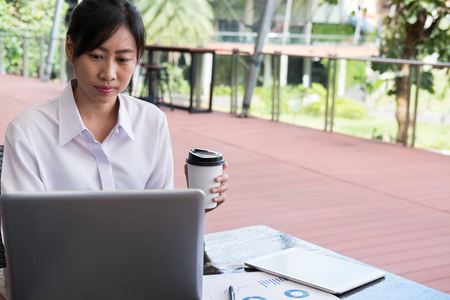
left=1, top=75, right=450, bottom=294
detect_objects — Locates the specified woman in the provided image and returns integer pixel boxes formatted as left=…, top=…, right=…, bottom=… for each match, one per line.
left=1, top=0, right=228, bottom=203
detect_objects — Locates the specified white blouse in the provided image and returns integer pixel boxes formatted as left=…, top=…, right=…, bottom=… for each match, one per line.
left=1, top=80, right=174, bottom=192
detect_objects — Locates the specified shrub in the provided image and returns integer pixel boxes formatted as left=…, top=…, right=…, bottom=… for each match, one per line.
left=304, top=97, right=368, bottom=120
left=335, top=98, right=368, bottom=119
left=213, top=84, right=231, bottom=96
left=162, top=62, right=190, bottom=94
left=304, top=100, right=323, bottom=116
left=254, top=83, right=307, bottom=115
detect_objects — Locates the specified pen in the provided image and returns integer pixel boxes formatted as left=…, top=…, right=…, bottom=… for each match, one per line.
left=228, top=285, right=235, bottom=300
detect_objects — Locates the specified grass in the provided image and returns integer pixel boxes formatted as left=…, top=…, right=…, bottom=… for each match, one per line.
left=413, top=122, right=450, bottom=150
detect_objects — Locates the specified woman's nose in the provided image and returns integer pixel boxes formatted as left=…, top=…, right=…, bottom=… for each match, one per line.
left=99, top=60, right=116, bottom=81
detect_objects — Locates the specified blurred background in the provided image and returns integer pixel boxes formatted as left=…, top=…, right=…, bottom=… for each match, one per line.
left=0, top=0, right=449, bottom=153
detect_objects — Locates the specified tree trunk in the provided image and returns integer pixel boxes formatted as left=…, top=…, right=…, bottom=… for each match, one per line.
left=389, top=4, right=445, bottom=144
left=395, top=63, right=410, bottom=143
left=394, top=11, right=425, bottom=143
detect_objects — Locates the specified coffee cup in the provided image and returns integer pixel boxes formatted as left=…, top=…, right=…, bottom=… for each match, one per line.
left=185, top=148, right=225, bottom=209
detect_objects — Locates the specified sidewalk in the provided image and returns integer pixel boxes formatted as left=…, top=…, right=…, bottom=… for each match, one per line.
left=1, top=74, right=450, bottom=294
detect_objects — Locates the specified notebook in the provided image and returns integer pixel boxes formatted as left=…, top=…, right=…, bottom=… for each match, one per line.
left=0, top=189, right=205, bottom=300
left=245, top=248, right=385, bottom=294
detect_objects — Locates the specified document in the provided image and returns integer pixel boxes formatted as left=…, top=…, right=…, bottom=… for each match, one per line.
left=203, top=271, right=339, bottom=300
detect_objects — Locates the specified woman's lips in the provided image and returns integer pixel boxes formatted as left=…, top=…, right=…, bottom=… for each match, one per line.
left=96, top=86, right=115, bottom=94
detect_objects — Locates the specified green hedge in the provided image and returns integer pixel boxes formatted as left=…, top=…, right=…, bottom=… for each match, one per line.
left=304, top=97, right=368, bottom=120
left=312, top=23, right=355, bottom=35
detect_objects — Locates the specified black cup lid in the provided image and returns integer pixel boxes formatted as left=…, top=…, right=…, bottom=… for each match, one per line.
left=185, top=148, right=225, bottom=166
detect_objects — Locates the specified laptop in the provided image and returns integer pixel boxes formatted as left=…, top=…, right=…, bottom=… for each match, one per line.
left=0, top=189, right=205, bottom=300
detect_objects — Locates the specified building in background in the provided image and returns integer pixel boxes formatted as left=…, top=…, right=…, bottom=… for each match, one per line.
left=208, top=0, right=382, bottom=88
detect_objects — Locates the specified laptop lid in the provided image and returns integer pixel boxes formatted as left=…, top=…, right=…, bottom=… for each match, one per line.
left=0, top=189, right=205, bottom=300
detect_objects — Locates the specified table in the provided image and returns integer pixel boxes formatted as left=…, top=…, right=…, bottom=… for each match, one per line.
left=1, top=226, right=446, bottom=300
left=203, top=225, right=450, bottom=300
left=145, top=45, right=216, bottom=113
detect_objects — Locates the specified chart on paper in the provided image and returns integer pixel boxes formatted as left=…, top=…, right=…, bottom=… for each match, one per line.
left=203, top=271, right=339, bottom=300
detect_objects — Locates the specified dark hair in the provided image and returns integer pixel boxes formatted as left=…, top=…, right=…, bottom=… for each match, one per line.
left=67, top=0, right=146, bottom=60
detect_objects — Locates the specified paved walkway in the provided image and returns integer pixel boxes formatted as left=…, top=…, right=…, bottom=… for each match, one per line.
left=1, top=74, right=450, bottom=295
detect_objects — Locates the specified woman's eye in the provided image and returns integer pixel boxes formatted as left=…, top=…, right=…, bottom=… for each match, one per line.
left=89, top=54, right=101, bottom=60
left=118, top=58, right=130, bottom=63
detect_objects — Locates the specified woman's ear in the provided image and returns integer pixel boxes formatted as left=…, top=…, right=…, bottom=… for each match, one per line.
left=66, top=35, right=74, bottom=63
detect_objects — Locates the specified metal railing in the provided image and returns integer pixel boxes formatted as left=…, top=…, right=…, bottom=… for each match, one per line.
left=211, top=31, right=377, bottom=46
left=0, top=32, right=67, bottom=82
left=220, top=50, right=450, bottom=151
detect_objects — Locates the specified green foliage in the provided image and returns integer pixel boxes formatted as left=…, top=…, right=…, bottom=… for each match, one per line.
left=371, top=0, right=449, bottom=140
left=334, top=98, right=368, bottom=119
left=303, top=100, right=323, bottom=116
left=303, top=84, right=367, bottom=120
left=254, top=83, right=308, bottom=115
left=318, top=58, right=368, bottom=90
left=304, top=98, right=367, bottom=119
left=0, top=1, right=16, bottom=28
left=213, top=84, right=245, bottom=97
left=246, top=71, right=449, bottom=151
left=365, top=79, right=384, bottom=94
left=375, top=1, right=449, bottom=67
left=309, top=82, right=327, bottom=99
left=417, top=70, right=435, bottom=94
left=250, top=82, right=367, bottom=120
left=208, top=0, right=248, bottom=20
left=135, top=0, right=214, bottom=46
left=319, top=0, right=338, bottom=4
left=0, top=0, right=68, bottom=77
left=312, top=23, right=355, bottom=36
left=162, top=62, right=190, bottom=94
left=213, top=84, right=231, bottom=96
left=254, top=85, right=288, bottom=114
left=345, top=60, right=367, bottom=90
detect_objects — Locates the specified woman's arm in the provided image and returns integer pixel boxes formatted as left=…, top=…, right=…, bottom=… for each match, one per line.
left=1, top=122, right=45, bottom=193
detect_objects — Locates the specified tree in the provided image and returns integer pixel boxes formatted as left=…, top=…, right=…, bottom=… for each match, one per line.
left=134, top=0, right=214, bottom=46
left=374, top=0, right=449, bottom=143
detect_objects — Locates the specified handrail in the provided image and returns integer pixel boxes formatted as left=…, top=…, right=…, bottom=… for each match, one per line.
left=0, top=32, right=66, bottom=81
left=211, top=31, right=377, bottom=46
left=252, top=51, right=449, bottom=148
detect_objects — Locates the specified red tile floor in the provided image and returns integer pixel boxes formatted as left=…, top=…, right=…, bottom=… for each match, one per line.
left=1, top=74, right=450, bottom=294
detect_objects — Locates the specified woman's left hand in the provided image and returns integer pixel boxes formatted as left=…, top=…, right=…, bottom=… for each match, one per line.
left=208, top=162, right=229, bottom=211
left=184, top=162, right=229, bottom=213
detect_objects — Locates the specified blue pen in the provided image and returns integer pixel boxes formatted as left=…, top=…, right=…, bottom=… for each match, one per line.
left=228, top=285, right=235, bottom=300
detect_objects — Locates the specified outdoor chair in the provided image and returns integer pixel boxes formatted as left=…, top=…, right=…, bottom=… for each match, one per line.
left=139, top=63, right=173, bottom=110
left=0, top=145, right=6, bottom=268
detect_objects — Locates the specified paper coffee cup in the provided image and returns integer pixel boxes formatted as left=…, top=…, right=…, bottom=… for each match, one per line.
left=186, top=148, right=225, bottom=209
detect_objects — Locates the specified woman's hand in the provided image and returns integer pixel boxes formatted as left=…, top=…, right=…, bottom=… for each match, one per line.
left=209, top=162, right=229, bottom=211
left=184, top=162, right=229, bottom=213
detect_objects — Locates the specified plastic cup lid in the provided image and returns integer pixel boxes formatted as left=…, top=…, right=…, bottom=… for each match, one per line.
left=185, top=148, right=225, bottom=166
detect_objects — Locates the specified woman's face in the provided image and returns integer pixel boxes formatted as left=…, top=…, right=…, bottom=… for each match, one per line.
left=66, top=25, right=138, bottom=107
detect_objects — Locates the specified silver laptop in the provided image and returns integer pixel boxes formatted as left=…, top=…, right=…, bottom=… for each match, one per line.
left=0, top=189, right=205, bottom=300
